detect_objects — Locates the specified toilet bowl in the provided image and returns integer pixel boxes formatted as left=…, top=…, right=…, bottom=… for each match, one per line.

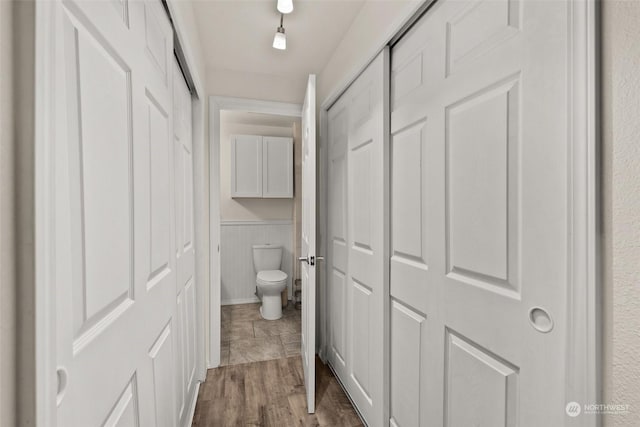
left=252, top=245, right=288, bottom=320
left=256, top=270, right=287, bottom=320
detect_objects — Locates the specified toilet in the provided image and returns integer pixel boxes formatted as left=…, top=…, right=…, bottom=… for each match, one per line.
left=252, top=244, right=288, bottom=320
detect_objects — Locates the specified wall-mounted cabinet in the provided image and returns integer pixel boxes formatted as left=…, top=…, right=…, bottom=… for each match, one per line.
left=230, top=135, right=263, bottom=197
left=230, top=134, right=293, bottom=198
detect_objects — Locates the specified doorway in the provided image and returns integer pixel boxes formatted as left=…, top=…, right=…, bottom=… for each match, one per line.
left=217, top=109, right=302, bottom=366
left=208, top=82, right=320, bottom=414
left=207, top=97, right=303, bottom=368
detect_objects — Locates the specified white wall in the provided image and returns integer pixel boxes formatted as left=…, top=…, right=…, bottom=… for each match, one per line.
left=207, top=68, right=307, bottom=104
left=219, top=121, right=297, bottom=221
left=0, top=1, right=17, bottom=425
left=602, top=1, right=640, bottom=425
left=220, top=221, right=294, bottom=304
left=317, top=0, right=421, bottom=104
left=2, top=1, right=37, bottom=425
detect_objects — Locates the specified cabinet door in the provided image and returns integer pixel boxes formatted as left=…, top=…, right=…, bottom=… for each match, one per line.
left=230, top=134, right=263, bottom=197
left=262, top=136, right=293, bottom=198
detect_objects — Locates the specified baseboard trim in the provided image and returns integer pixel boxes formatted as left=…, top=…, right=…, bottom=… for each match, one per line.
left=221, top=296, right=260, bottom=305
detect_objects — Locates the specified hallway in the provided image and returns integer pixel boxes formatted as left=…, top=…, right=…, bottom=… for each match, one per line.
left=10, top=0, right=632, bottom=425
left=192, top=356, right=363, bottom=426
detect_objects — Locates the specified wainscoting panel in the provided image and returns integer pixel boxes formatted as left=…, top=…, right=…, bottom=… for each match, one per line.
left=221, top=221, right=294, bottom=304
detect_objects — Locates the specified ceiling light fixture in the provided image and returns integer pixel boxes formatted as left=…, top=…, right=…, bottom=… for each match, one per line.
left=277, top=0, right=293, bottom=14
left=273, top=14, right=286, bottom=50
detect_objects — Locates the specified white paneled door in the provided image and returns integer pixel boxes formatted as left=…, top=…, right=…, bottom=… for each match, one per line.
left=389, top=0, right=575, bottom=426
left=300, top=74, right=317, bottom=413
left=52, top=0, right=197, bottom=425
left=327, top=50, right=388, bottom=427
left=173, top=60, right=198, bottom=427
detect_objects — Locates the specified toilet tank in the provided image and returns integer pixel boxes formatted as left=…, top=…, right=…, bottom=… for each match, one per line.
left=252, top=244, right=283, bottom=272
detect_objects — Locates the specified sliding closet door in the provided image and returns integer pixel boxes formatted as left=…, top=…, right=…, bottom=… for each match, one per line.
left=390, top=0, right=572, bottom=425
left=327, top=49, right=389, bottom=427
left=52, top=0, right=189, bottom=425
left=173, top=60, right=198, bottom=427
left=327, top=96, right=349, bottom=382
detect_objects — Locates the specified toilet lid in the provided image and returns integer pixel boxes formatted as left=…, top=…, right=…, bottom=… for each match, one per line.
left=257, top=270, right=287, bottom=282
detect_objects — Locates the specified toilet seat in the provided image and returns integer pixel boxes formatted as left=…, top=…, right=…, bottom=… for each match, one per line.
left=257, top=270, right=287, bottom=286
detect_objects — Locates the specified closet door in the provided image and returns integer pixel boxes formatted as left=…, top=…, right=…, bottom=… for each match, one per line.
left=327, top=97, right=349, bottom=383
left=173, top=60, right=197, bottom=427
left=390, top=0, right=572, bottom=425
left=53, top=0, right=178, bottom=425
left=327, top=49, right=389, bottom=427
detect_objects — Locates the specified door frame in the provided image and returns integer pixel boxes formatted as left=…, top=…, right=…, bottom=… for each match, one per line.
left=207, top=96, right=302, bottom=368
left=318, top=1, right=601, bottom=426
left=34, top=0, right=209, bottom=424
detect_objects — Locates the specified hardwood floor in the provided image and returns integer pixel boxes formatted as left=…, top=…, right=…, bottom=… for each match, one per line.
left=192, top=356, right=364, bottom=426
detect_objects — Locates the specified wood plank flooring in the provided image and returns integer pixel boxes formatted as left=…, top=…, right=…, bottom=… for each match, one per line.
left=192, top=356, right=363, bottom=427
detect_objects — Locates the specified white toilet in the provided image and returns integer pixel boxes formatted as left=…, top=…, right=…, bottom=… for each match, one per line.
left=252, top=244, right=288, bottom=320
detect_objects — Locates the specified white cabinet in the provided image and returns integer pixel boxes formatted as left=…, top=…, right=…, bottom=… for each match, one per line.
left=230, top=135, right=263, bottom=197
left=262, top=136, right=294, bottom=198
left=230, top=134, right=293, bottom=198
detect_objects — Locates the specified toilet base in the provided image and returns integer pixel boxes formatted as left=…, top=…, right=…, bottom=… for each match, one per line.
left=260, top=296, right=282, bottom=320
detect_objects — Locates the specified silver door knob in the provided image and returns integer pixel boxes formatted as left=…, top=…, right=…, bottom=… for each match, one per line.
left=299, top=255, right=324, bottom=266
left=299, top=255, right=322, bottom=266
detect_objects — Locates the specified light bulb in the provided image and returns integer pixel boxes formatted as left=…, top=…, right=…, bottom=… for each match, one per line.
left=273, top=27, right=286, bottom=50
left=277, top=0, right=293, bottom=14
